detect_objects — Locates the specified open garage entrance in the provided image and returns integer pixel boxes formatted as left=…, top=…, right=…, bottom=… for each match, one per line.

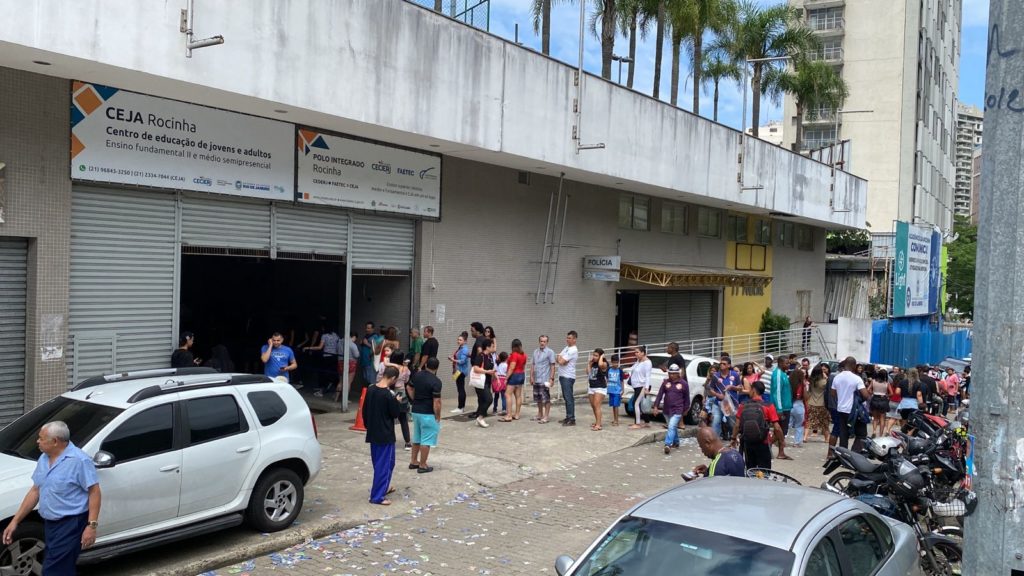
left=179, top=254, right=345, bottom=375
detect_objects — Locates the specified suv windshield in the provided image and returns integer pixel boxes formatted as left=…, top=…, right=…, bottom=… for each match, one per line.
left=573, top=517, right=794, bottom=576
left=0, top=397, right=123, bottom=460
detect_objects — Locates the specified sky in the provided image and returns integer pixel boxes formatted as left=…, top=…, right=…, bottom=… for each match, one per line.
left=477, top=0, right=991, bottom=130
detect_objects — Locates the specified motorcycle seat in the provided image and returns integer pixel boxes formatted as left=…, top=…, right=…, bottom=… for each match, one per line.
left=836, top=447, right=883, bottom=474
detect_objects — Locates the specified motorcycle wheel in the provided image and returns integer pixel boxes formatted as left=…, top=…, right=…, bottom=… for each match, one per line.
left=826, top=471, right=858, bottom=495
left=922, top=540, right=963, bottom=576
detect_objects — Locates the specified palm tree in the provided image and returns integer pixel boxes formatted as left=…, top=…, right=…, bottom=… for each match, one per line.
left=765, top=58, right=848, bottom=152
left=701, top=55, right=741, bottom=121
left=666, top=0, right=692, bottom=106
left=644, top=0, right=667, bottom=99
left=598, top=0, right=619, bottom=79
left=617, top=0, right=651, bottom=88
left=532, top=0, right=571, bottom=55
left=434, top=0, right=443, bottom=12
left=717, top=0, right=818, bottom=136
left=683, top=0, right=737, bottom=116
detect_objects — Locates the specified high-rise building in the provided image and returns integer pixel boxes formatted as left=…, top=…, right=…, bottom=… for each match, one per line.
left=782, top=0, right=960, bottom=236
left=971, top=148, right=982, bottom=226
left=954, top=103, right=983, bottom=218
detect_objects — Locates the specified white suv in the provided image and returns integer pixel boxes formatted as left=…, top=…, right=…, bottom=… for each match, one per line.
left=0, top=368, right=322, bottom=574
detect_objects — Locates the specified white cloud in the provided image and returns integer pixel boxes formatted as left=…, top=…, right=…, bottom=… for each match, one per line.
left=961, top=0, right=989, bottom=28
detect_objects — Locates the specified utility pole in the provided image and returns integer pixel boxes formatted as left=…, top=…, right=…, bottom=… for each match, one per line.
left=962, top=2, right=1024, bottom=574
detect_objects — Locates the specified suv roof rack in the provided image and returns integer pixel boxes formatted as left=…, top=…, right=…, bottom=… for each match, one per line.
left=127, top=374, right=273, bottom=403
left=72, top=367, right=218, bottom=391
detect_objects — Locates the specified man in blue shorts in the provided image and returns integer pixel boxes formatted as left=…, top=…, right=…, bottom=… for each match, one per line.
left=408, top=357, right=443, bottom=473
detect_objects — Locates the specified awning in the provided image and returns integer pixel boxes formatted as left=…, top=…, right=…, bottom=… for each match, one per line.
left=620, top=262, right=774, bottom=288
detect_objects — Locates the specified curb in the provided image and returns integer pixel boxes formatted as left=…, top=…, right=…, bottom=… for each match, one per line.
left=145, top=518, right=366, bottom=576
left=629, top=425, right=698, bottom=447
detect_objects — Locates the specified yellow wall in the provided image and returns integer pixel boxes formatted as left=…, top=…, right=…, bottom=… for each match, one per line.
left=723, top=215, right=773, bottom=337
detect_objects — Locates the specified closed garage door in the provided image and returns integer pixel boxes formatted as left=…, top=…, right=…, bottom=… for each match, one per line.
left=637, top=291, right=717, bottom=345
left=0, top=238, right=27, bottom=425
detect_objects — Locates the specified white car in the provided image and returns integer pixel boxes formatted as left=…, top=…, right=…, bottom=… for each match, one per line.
left=624, top=353, right=716, bottom=424
left=0, top=368, right=322, bottom=574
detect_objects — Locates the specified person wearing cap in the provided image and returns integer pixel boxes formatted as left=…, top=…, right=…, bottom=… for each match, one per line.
left=652, top=364, right=690, bottom=454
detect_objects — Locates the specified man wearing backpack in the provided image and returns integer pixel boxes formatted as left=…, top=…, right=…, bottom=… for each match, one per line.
left=732, top=381, right=782, bottom=471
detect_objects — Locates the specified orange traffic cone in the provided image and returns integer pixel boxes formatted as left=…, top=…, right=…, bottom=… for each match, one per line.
left=349, top=387, right=367, bottom=432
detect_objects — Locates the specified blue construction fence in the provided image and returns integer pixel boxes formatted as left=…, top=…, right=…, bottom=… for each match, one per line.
left=870, top=319, right=972, bottom=367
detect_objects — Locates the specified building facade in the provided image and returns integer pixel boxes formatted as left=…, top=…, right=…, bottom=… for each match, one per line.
left=745, top=121, right=785, bottom=146
left=783, top=0, right=960, bottom=236
left=971, top=148, right=982, bottom=225
left=0, top=0, right=865, bottom=422
left=954, top=103, right=983, bottom=219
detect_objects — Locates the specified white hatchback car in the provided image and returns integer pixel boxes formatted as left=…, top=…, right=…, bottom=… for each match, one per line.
left=0, top=368, right=322, bottom=574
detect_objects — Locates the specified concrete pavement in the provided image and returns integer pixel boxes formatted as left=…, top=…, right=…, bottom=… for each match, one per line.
left=82, top=397, right=688, bottom=576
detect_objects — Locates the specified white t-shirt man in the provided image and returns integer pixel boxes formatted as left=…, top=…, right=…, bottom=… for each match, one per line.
left=557, top=345, right=579, bottom=379
left=832, top=371, right=866, bottom=414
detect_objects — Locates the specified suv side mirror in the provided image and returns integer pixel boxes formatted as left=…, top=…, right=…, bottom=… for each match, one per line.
left=93, top=450, right=115, bottom=469
left=554, top=555, right=574, bottom=576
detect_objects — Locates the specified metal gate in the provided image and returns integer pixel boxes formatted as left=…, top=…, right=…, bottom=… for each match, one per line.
left=638, top=291, right=717, bottom=345
left=0, top=237, right=27, bottom=425
left=69, top=187, right=177, bottom=386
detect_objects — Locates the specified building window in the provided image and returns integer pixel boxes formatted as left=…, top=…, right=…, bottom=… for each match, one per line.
left=797, top=225, right=814, bottom=251
left=774, top=221, right=795, bottom=248
left=619, top=193, right=650, bottom=231
left=808, top=7, right=843, bottom=31
left=697, top=207, right=721, bottom=238
left=660, top=201, right=688, bottom=235
left=803, top=127, right=838, bottom=151
left=753, top=219, right=771, bottom=244
left=726, top=215, right=748, bottom=242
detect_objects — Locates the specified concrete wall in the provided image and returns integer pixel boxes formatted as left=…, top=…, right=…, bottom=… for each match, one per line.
left=770, top=229, right=827, bottom=324
left=0, top=67, right=70, bottom=407
left=837, top=317, right=874, bottom=361
left=0, top=0, right=865, bottom=230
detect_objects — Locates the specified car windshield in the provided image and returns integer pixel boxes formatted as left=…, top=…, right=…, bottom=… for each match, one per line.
left=572, top=516, right=794, bottom=576
left=0, top=397, right=122, bottom=460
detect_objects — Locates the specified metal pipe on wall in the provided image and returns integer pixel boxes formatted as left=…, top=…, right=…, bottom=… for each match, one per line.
left=547, top=175, right=569, bottom=303
left=340, top=213, right=354, bottom=412
left=535, top=184, right=557, bottom=304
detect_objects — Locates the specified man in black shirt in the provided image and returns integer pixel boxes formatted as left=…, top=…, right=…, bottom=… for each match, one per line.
left=418, top=326, right=440, bottom=372
left=665, top=342, right=687, bottom=375
left=364, top=366, right=401, bottom=505
left=470, top=322, right=486, bottom=365
left=916, top=365, right=940, bottom=414
left=408, top=357, right=443, bottom=473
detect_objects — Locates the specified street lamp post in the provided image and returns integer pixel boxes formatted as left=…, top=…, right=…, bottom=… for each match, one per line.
left=612, top=54, right=633, bottom=85
left=741, top=55, right=792, bottom=135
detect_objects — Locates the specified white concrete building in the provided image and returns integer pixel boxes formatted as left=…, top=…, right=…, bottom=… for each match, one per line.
left=954, top=103, right=983, bottom=218
left=783, top=0, right=959, bottom=235
left=0, top=0, right=864, bottom=419
left=745, top=121, right=785, bottom=146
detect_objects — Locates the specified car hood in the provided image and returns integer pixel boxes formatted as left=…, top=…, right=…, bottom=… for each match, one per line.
left=0, top=453, right=35, bottom=499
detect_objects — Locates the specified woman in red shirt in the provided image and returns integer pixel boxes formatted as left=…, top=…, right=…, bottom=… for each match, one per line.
left=500, top=339, right=528, bottom=422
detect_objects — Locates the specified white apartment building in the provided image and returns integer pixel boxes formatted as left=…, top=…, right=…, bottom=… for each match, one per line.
left=745, top=121, right=785, bottom=146
left=954, top=103, right=983, bottom=218
left=783, top=0, right=960, bottom=236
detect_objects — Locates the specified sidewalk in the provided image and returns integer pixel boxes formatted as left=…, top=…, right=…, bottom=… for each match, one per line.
left=88, top=400, right=686, bottom=576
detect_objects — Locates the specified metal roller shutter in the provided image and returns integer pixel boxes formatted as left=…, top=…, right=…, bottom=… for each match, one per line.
left=637, top=292, right=667, bottom=344
left=275, top=204, right=348, bottom=256
left=0, top=238, right=27, bottom=425
left=685, top=291, right=715, bottom=341
left=181, top=194, right=271, bottom=250
left=69, top=187, right=176, bottom=386
left=351, top=214, right=415, bottom=270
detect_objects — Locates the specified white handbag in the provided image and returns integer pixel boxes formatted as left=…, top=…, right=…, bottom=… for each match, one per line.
left=469, top=368, right=487, bottom=389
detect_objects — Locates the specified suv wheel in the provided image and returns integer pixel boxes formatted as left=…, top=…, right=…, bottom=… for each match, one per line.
left=247, top=468, right=304, bottom=533
left=0, top=521, right=44, bottom=576
left=685, top=395, right=704, bottom=425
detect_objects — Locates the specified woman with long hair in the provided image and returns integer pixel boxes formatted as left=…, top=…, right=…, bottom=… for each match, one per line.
left=868, top=369, right=890, bottom=438
left=385, top=350, right=412, bottom=450
left=739, top=361, right=763, bottom=404
left=500, top=339, right=528, bottom=422
left=471, top=338, right=496, bottom=428
left=805, top=363, right=831, bottom=445
left=447, top=332, right=471, bottom=414
left=897, top=368, right=922, bottom=423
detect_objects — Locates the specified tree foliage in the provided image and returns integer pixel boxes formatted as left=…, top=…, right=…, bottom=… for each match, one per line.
left=826, top=229, right=870, bottom=254
left=946, top=216, right=977, bottom=318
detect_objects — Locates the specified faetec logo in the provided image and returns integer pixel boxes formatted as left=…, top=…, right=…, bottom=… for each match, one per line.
left=193, top=176, right=212, bottom=186
left=235, top=180, right=243, bottom=190
left=418, top=167, right=438, bottom=181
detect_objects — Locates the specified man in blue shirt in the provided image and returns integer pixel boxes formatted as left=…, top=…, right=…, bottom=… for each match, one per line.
left=359, top=321, right=383, bottom=387
left=692, top=426, right=745, bottom=478
left=3, top=421, right=101, bottom=575
left=261, top=332, right=298, bottom=385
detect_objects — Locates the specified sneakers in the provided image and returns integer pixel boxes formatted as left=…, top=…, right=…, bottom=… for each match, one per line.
left=476, top=417, right=489, bottom=428
left=561, top=419, right=576, bottom=427
left=313, top=390, right=324, bottom=398
left=404, top=443, right=412, bottom=451
left=664, top=445, right=671, bottom=454
left=450, top=408, right=464, bottom=414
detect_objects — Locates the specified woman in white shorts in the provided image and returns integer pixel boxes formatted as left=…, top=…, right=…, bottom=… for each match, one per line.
left=587, top=349, right=608, bottom=430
